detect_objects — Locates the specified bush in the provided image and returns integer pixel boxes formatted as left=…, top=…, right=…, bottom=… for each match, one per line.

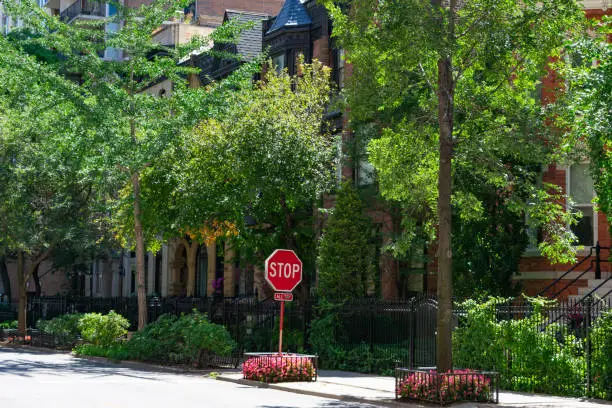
left=125, top=311, right=235, bottom=367
left=243, top=355, right=316, bottom=383
left=74, top=343, right=131, bottom=361
left=78, top=311, right=129, bottom=347
left=591, top=310, right=612, bottom=400
left=126, top=314, right=182, bottom=363
left=317, top=182, right=376, bottom=300
left=396, top=369, right=493, bottom=403
left=172, top=311, right=235, bottom=366
left=0, top=320, right=17, bottom=329
left=453, top=297, right=586, bottom=397
left=37, top=313, right=83, bottom=345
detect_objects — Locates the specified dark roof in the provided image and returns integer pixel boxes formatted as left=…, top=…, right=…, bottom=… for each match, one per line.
left=266, top=0, right=312, bottom=34
left=223, top=10, right=268, bottom=61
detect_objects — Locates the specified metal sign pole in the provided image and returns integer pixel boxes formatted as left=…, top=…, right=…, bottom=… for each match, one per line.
left=278, top=301, right=285, bottom=355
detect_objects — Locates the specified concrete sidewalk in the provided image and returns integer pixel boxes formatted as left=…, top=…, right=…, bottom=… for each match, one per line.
left=217, top=370, right=612, bottom=408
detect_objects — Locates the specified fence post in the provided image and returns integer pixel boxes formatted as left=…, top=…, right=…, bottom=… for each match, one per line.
left=409, top=301, right=416, bottom=369
left=585, top=295, right=592, bottom=397
left=595, top=241, right=601, bottom=280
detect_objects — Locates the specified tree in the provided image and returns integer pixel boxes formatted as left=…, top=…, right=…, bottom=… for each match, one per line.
left=173, top=59, right=335, bottom=299
left=323, top=0, right=585, bottom=371
left=317, top=182, right=375, bottom=300
left=0, top=33, right=99, bottom=331
left=3, top=0, right=246, bottom=329
left=556, top=17, right=612, bottom=239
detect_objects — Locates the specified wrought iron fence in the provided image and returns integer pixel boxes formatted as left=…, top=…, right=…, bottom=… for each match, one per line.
left=21, top=294, right=611, bottom=398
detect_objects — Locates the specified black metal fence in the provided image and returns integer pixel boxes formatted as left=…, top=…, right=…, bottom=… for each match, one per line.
left=6, top=294, right=611, bottom=398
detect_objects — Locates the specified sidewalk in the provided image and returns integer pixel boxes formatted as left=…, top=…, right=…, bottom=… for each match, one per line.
left=217, top=370, right=612, bottom=408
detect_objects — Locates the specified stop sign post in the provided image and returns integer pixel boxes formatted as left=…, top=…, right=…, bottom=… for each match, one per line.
left=265, top=249, right=302, bottom=355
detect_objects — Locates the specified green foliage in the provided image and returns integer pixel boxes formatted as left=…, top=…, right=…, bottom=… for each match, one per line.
left=126, top=311, right=235, bottom=367
left=73, top=343, right=132, bottom=361
left=125, top=314, right=182, bottom=363
left=323, top=0, right=587, bottom=291
left=37, top=313, right=83, bottom=345
left=0, top=320, right=18, bottom=329
left=78, top=311, right=129, bottom=347
left=172, top=311, right=235, bottom=361
left=555, top=17, right=612, bottom=238
left=317, top=182, right=376, bottom=300
left=453, top=297, right=587, bottom=397
left=591, top=310, right=612, bottom=400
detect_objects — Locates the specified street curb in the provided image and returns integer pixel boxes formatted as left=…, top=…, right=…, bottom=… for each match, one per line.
left=0, top=344, right=238, bottom=376
left=216, top=375, right=414, bottom=408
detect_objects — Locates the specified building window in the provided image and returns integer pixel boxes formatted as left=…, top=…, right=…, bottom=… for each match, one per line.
left=568, top=163, right=596, bottom=247
left=272, top=54, right=285, bottom=74
left=335, top=48, right=345, bottom=89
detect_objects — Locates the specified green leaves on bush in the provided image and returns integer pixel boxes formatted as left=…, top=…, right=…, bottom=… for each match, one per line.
left=78, top=311, right=129, bottom=347
left=453, top=297, right=610, bottom=398
left=126, top=311, right=235, bottom=367
left=37, top=311, right=128, bottom=348
left=0, top=320, right=18, bottom=329
left=591, top=310, right=612, bottom=400
left=37, top=313, right=83, bottom=345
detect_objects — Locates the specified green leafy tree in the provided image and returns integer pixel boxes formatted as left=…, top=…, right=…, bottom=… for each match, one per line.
left=317, top=182, right=375, bottom=300
left=172, top=59, right=335, bottom=298
left=3, top=0, right=246, bottom=328
left=0, top=33, right=101, bottom=331
left=323, top=0, right=585, bottom=370
left=555, top=17, right=612, bottom=239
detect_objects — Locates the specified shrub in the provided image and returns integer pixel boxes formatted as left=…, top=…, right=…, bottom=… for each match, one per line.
left=126, top=314, right=181, bottom=363
left=78, top=311, right=129, bottom=347
left=243, top=355, right=316, bottom=383
left=591, top=309, right=612, bottom=400
left=173, top=311, right=235, bottom=366
left=453, top=297, right=586, bottom=397
left=396, top=369, right=493, bottom=403
left=317, top=182, right=376, bottom=300
left=125, top=311, right=235, bottom=367
left=37, top=313, right=83, bottom=345
left=74, top=343, right=131, bottom=361
left=0, top=320, right=17, bottom=329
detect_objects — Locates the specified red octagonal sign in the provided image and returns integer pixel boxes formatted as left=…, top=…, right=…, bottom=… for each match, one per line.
left=265, top=249, right=303, bottom=292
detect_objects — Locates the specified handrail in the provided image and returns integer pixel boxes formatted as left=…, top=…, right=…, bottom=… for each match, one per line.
left=537, top=247, right=594, bottom=297
left=538, top=242, right=611, bottom=299
left=551, top=263, right=593, bottom=298
left=579, top=275, right=612, bottom=301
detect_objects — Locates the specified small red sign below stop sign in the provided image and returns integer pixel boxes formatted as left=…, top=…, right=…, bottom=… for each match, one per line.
left=265, top=249, right=303, bottom=292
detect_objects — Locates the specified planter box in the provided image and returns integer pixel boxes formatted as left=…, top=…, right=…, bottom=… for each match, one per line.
left=242, top=352, right=318, bottom=383
left=395, top=368, right=499, bottom=404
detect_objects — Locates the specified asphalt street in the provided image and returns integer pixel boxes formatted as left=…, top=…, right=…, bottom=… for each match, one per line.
left=0, top=348, right=381, bottom=408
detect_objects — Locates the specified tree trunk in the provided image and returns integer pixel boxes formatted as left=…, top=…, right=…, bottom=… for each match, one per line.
left=0, top=254, right=11, bottom=303
left=436, top=55, right=454, bottom=374
left=17, top=250, right=26, bottom=333
left=131, top=172, right=148, bottom=330
left=182, top=239, right=199, bottom=297
left=32, top=262, right=42, bottom=297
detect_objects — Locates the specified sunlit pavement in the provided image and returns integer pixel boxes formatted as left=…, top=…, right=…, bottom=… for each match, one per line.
left=0, top=348, right=382, bottom=408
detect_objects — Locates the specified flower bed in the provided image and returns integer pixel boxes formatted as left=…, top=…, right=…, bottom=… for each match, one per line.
left=395, top=368, right=499, bottom=404
left=242, top=353, right=318, bottom=383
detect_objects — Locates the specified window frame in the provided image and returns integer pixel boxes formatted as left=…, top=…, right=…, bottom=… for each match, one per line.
left=566, top=163, right=598, bottom=249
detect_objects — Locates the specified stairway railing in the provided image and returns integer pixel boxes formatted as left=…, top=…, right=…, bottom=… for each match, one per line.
left=538, top=242, right=610, bottom=300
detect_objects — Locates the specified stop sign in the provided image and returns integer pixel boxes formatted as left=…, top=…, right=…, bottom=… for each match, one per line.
left=265, top=249, right=303, bottom=292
